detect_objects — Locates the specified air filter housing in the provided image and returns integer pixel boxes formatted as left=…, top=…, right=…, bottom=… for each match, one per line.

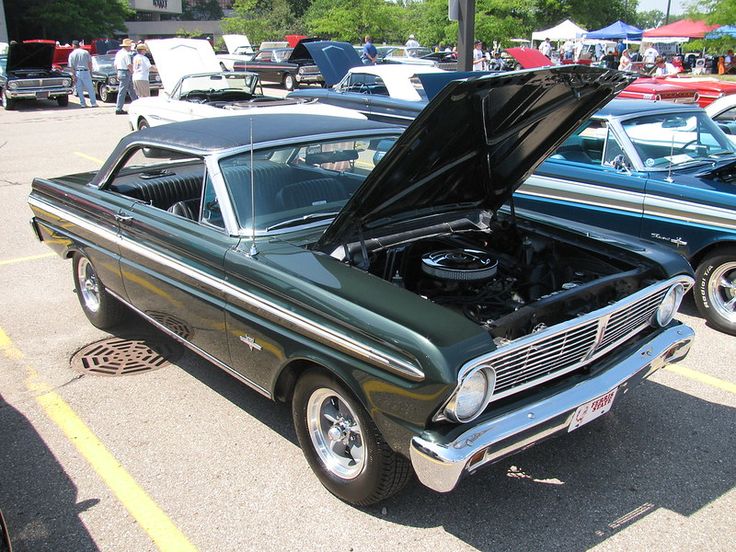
left=421, top=249, right=498, bottom=282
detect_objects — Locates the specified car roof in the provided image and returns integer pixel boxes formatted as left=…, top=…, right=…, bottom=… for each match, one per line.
left=597, top=99, right=703, bottom=118
left=121, top=114, right=400, bottom=154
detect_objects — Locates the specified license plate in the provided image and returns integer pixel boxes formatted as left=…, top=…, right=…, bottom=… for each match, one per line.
left=568, top=388, right=618, bottom=432
left=36, top=91, right=49, bottom=100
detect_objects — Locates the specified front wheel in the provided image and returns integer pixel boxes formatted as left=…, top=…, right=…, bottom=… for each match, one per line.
left=72, top=253, right=128, bottom=330
left=283, top=73, right=295, bottom=91
left=292, top=371, right=411, bottom=505
left=695, top=248, right=736, bottom=335
left=99, top=84, right=113, bottom=103
left=1, top=89, right=15, bottom=110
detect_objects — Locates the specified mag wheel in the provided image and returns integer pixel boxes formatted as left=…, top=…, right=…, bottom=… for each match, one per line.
left=283, top=73, right=295, bottom=91
left=1, top=89, right=15, bottom=110
left=72, top=253, right=128, bottom=330
left=292, top=371, right=411, bottom=505
left=99, top=84, right=113, bottom=103
left=695, top=248, right=736, bottom=335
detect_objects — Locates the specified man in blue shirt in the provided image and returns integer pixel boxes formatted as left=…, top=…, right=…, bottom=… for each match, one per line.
left=362, top=35, right=377, bottom=65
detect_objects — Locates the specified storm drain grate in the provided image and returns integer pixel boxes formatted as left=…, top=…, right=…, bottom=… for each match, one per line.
left=70, top=336, right=182, bottom=377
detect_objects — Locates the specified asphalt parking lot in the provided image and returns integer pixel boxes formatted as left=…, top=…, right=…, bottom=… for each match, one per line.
left=0, top=92, right=735, bottom=552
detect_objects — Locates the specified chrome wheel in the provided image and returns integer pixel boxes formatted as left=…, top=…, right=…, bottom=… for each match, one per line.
left=77, top=256, right=101, bottom=313
left=306, top=388, right=365, bottom=480
left=708, top=260, right=736, bottom=324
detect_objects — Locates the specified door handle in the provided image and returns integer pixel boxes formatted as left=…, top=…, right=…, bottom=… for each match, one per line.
left=114, top=212, right=133, bottom=223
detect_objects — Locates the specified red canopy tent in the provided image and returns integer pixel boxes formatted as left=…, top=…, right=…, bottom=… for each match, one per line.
left=643, top=19, right=720, bottom=39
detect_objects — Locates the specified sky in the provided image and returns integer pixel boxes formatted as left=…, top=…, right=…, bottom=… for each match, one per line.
left=637, top=0, right=688, bottom=15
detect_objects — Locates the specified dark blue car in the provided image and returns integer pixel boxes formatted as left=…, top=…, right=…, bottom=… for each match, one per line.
left=515, top=99, right=736, bottom=335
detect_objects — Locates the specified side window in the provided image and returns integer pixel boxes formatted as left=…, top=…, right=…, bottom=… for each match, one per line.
left=201, top=173, right=224, bottom=229
left=257, top=51, right=271, bottom=61
left=603, top=128, right=633, bottom=170
left=552, top=120, right=607, bottom=166
left=106, top=146, right=205, bottom=215
left=714, top=106, right=736, bottom=122
left=369, top=76, right=389, bottom=96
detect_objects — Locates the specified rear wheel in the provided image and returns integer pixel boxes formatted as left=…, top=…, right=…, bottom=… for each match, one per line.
left=292, top=371, right=411, bottom=505
left=72, top=253, right=128, bottom=330
left=283, top=73, right=295, bottom=91
left=1, top=89, right=15, bottom=110
left=57, top=95, right=69, bottom=107
left=695, top=247, right=736, bottom=335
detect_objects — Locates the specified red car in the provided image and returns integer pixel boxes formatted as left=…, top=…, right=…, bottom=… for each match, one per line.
left=505, top=47, right=700, bottom=105
left=661, top=76, right=736, bottom=107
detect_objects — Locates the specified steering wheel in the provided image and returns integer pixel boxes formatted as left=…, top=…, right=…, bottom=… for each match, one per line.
left=678, top=139, right=700, bottom=152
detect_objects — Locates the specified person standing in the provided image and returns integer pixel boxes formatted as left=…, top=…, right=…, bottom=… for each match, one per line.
left=643, top=44, right=659, bottom=64
left=618, top=48, right=633, bottom=71
left=405, top=34, right=419, bottom=50
left=114, top=38, right=138, bottom=115
left=539, top=37, right=552, bottom=57
left=67, top=40, right=97, bottom=108
left=361, top=35, right=377, bottom=65
left=132, top=43, right=152, bottom=98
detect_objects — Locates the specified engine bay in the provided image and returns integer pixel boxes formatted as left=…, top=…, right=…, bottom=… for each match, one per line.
left=361, top=220, right=651, bottom=341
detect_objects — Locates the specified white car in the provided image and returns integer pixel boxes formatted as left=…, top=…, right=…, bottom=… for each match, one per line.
left=216, top=34, right=255, bottom=71
left=128, top=38, right=364, bottom=131
left=706, top=93, right=736, bottom=143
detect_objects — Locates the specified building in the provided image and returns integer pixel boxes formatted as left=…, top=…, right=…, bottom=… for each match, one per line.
left=127, top=0, right=183, bottom=21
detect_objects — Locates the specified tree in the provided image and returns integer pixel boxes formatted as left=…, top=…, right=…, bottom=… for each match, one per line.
left=182, top=0, right=224, bottom=21
left=223, top=0, right=305, bottom=45
left=304, top=0, right=404, bottom=44
left=633, top=10, right=665, bottom=30
left=4, top=0, right=132, bottom=41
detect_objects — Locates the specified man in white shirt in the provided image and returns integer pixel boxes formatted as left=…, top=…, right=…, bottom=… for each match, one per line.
left=132, top=43, right=152, bottom=98
left=472, top=40, right=485, bottom=71
left=67, top=40, right=97, bottom=108
left=114, top=38, right=138, bottom=114
left=643, top=45, right=659, bottom=64
left=653, top=56, right=677, bottom=76
left=539, top=38, right=552, bottom=57
left=405, top=35, right=419, bottom=49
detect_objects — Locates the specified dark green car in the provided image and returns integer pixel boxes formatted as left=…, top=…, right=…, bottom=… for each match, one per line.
left=28, top=66, right=695, bottom=505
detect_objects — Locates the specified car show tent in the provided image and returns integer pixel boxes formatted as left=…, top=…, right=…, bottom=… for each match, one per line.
left=531, top=19, right=587, bottom=42
left=643, top=19, right=720, bottom=41
left=706, top=25, right=736, bottom=39
left=585, top=20, right=643, bottom=41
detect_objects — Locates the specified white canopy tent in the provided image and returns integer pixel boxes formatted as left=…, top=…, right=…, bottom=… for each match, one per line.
left=532, top=19, right=587, bottom=42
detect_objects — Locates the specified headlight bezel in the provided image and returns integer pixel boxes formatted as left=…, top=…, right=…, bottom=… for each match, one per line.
left=8, top=81, right=18, bottom=90
left=109, top=77, right=118, bottom=85
left=62, top=78, right=72, bottom=87
left=443, top=365, right=496, bottom=423
left=654, top=283, right=685, bottom=327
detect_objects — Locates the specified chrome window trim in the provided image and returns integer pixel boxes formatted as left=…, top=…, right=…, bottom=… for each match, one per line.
left=435, top=275, right=693, bottom=421
left=28, top=196, right=424, bottom=382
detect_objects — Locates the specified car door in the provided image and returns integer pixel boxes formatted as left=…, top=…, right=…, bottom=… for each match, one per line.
left=327, top=74, right=370, bottom=115
left=515, top=119, right=647, bottom=235
left=110, top=146, right=236, bottom=363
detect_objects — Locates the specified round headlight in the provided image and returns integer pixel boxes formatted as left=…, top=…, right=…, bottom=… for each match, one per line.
left=445, top=367, right=496, bottom=423
left=655, top=283, right=685, bottom=327
left=109, top=77, right=118, bottom=85
left=63, top=78, right=71, bottom=87
left=8, top=81, right=18, bottom=90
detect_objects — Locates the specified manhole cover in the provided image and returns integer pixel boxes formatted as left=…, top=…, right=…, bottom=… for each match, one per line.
left=70, top=336, right=182, bottom=376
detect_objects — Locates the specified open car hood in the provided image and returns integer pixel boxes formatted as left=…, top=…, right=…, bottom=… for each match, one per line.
left=7, top=42, right=55, bottom=71
left=223, top=34, right=253, bottom=54
left=505, top=47, right=553, bottom=69
left=318, top=66, right=634, bottom=253
left=291, top=40, right=362, bottom=86
left=146, top=38, right=221, bottom=93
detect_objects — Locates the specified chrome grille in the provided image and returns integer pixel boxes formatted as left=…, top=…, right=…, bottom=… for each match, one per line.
left=15, top=78, right=67, bottom=88
left=300, top=66, right=320, bottom=75
left=463, top=276, right=692, bottom=404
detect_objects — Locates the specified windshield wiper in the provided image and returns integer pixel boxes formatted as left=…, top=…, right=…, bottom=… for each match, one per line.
left=266, top=212, right=339, bottom=232
left=672, top=159, right=714, bottom=170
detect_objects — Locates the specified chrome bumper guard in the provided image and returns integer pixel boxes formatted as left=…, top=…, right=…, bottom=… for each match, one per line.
left=8, top=87, right=72, bottom=98
left=410, top=323, right=694, bottom=493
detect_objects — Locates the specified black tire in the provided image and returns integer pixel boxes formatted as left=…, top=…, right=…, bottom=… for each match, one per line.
left=283, top=73, right=295, bottom=91
left=1, top=89, right=15, bottom=111
left=95, top=82, right=103, bottom=100
left=72, top=253, right=128, bottom=330
left=57, top=95, right=69, bottom=107
left=292, top=370, right=411, bottom=505
left=137, top=118, right=150, bottom=130
left=695, top=248, right=736, bottom=335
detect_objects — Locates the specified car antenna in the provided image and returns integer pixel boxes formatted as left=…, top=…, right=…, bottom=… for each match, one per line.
left=248, top=117, right=258, bottom=257
left=666, top=135, right=674, bottom=183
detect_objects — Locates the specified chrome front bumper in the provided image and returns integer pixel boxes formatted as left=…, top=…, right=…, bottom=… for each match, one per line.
left=7, top=87, right=72, bottom=99
left=410, top=323, right=694, bottom=493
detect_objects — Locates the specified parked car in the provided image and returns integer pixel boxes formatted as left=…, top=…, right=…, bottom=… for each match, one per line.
left=0, top=42, right=72, bottom=110
left=662, top=75, right=736, bottom=107
left=81, top=53, right=162, bottom=103
left=515, top=99, right=736, bottom=334
left=127, top=38, right=364, bottom=130
left=376, top=45, right=437, bottom=66
left=232, top=39, right=359, bottom=90
left=216, top=33, right=255, bottom=71
left=705, top=92, right=736, bottom=137
left=28, top=67, right=695, bottom=505
left=288, top=64, right=445, bottom=124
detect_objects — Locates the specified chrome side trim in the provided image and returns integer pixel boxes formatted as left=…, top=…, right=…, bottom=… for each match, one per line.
left=106, top=288, right=272, bottom=398
left=29, top=196, right=424, bottom=381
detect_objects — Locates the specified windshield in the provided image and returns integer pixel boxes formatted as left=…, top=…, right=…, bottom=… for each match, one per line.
left=219, top=134, right=399, bottom=234
left=92, top=55, right=115, bottom=71
left=179, top=72, right=259, bottom=96
left=0, top=55, right=6, bottom=76
left=621, top=111, right=735, bottom=170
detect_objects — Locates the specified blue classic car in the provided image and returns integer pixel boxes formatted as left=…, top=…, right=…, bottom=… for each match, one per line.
left=515, top=99, right=736, bottom=335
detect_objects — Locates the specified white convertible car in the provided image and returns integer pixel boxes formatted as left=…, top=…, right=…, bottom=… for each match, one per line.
left=216, top=34, right=255, bottom=71
left=127, top=38, right=363, bottom=131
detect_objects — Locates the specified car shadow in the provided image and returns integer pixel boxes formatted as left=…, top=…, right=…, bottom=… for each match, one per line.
left=358, top=381, right=736, bottom=550
left=0, top=392, right=100, bottom=552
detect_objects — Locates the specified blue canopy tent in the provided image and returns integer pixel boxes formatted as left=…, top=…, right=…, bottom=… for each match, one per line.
left=706, top=25, right=736, bottom=39
left=585, top=20, right=643, bottom=41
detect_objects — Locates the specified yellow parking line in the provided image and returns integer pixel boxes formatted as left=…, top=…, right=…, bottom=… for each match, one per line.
left=73, top=151, right=104, bottom=165
left=0, top=253, right=56, bottom=266
left=666, top=364, right=736, bottom=395
left=0, top=327, right=197, bottom=552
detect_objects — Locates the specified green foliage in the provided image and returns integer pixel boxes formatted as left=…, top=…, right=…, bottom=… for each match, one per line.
left=182, top=0, right=224, bottom=21
left=223, top=0, right=306, bottom=45
left=4, top=0, right=132, bottom=41
left=701, top=0, right=736, bottom=24
left=304, top=0, right=405, bottom=44
left=632, top=10, right=665, bottom=30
